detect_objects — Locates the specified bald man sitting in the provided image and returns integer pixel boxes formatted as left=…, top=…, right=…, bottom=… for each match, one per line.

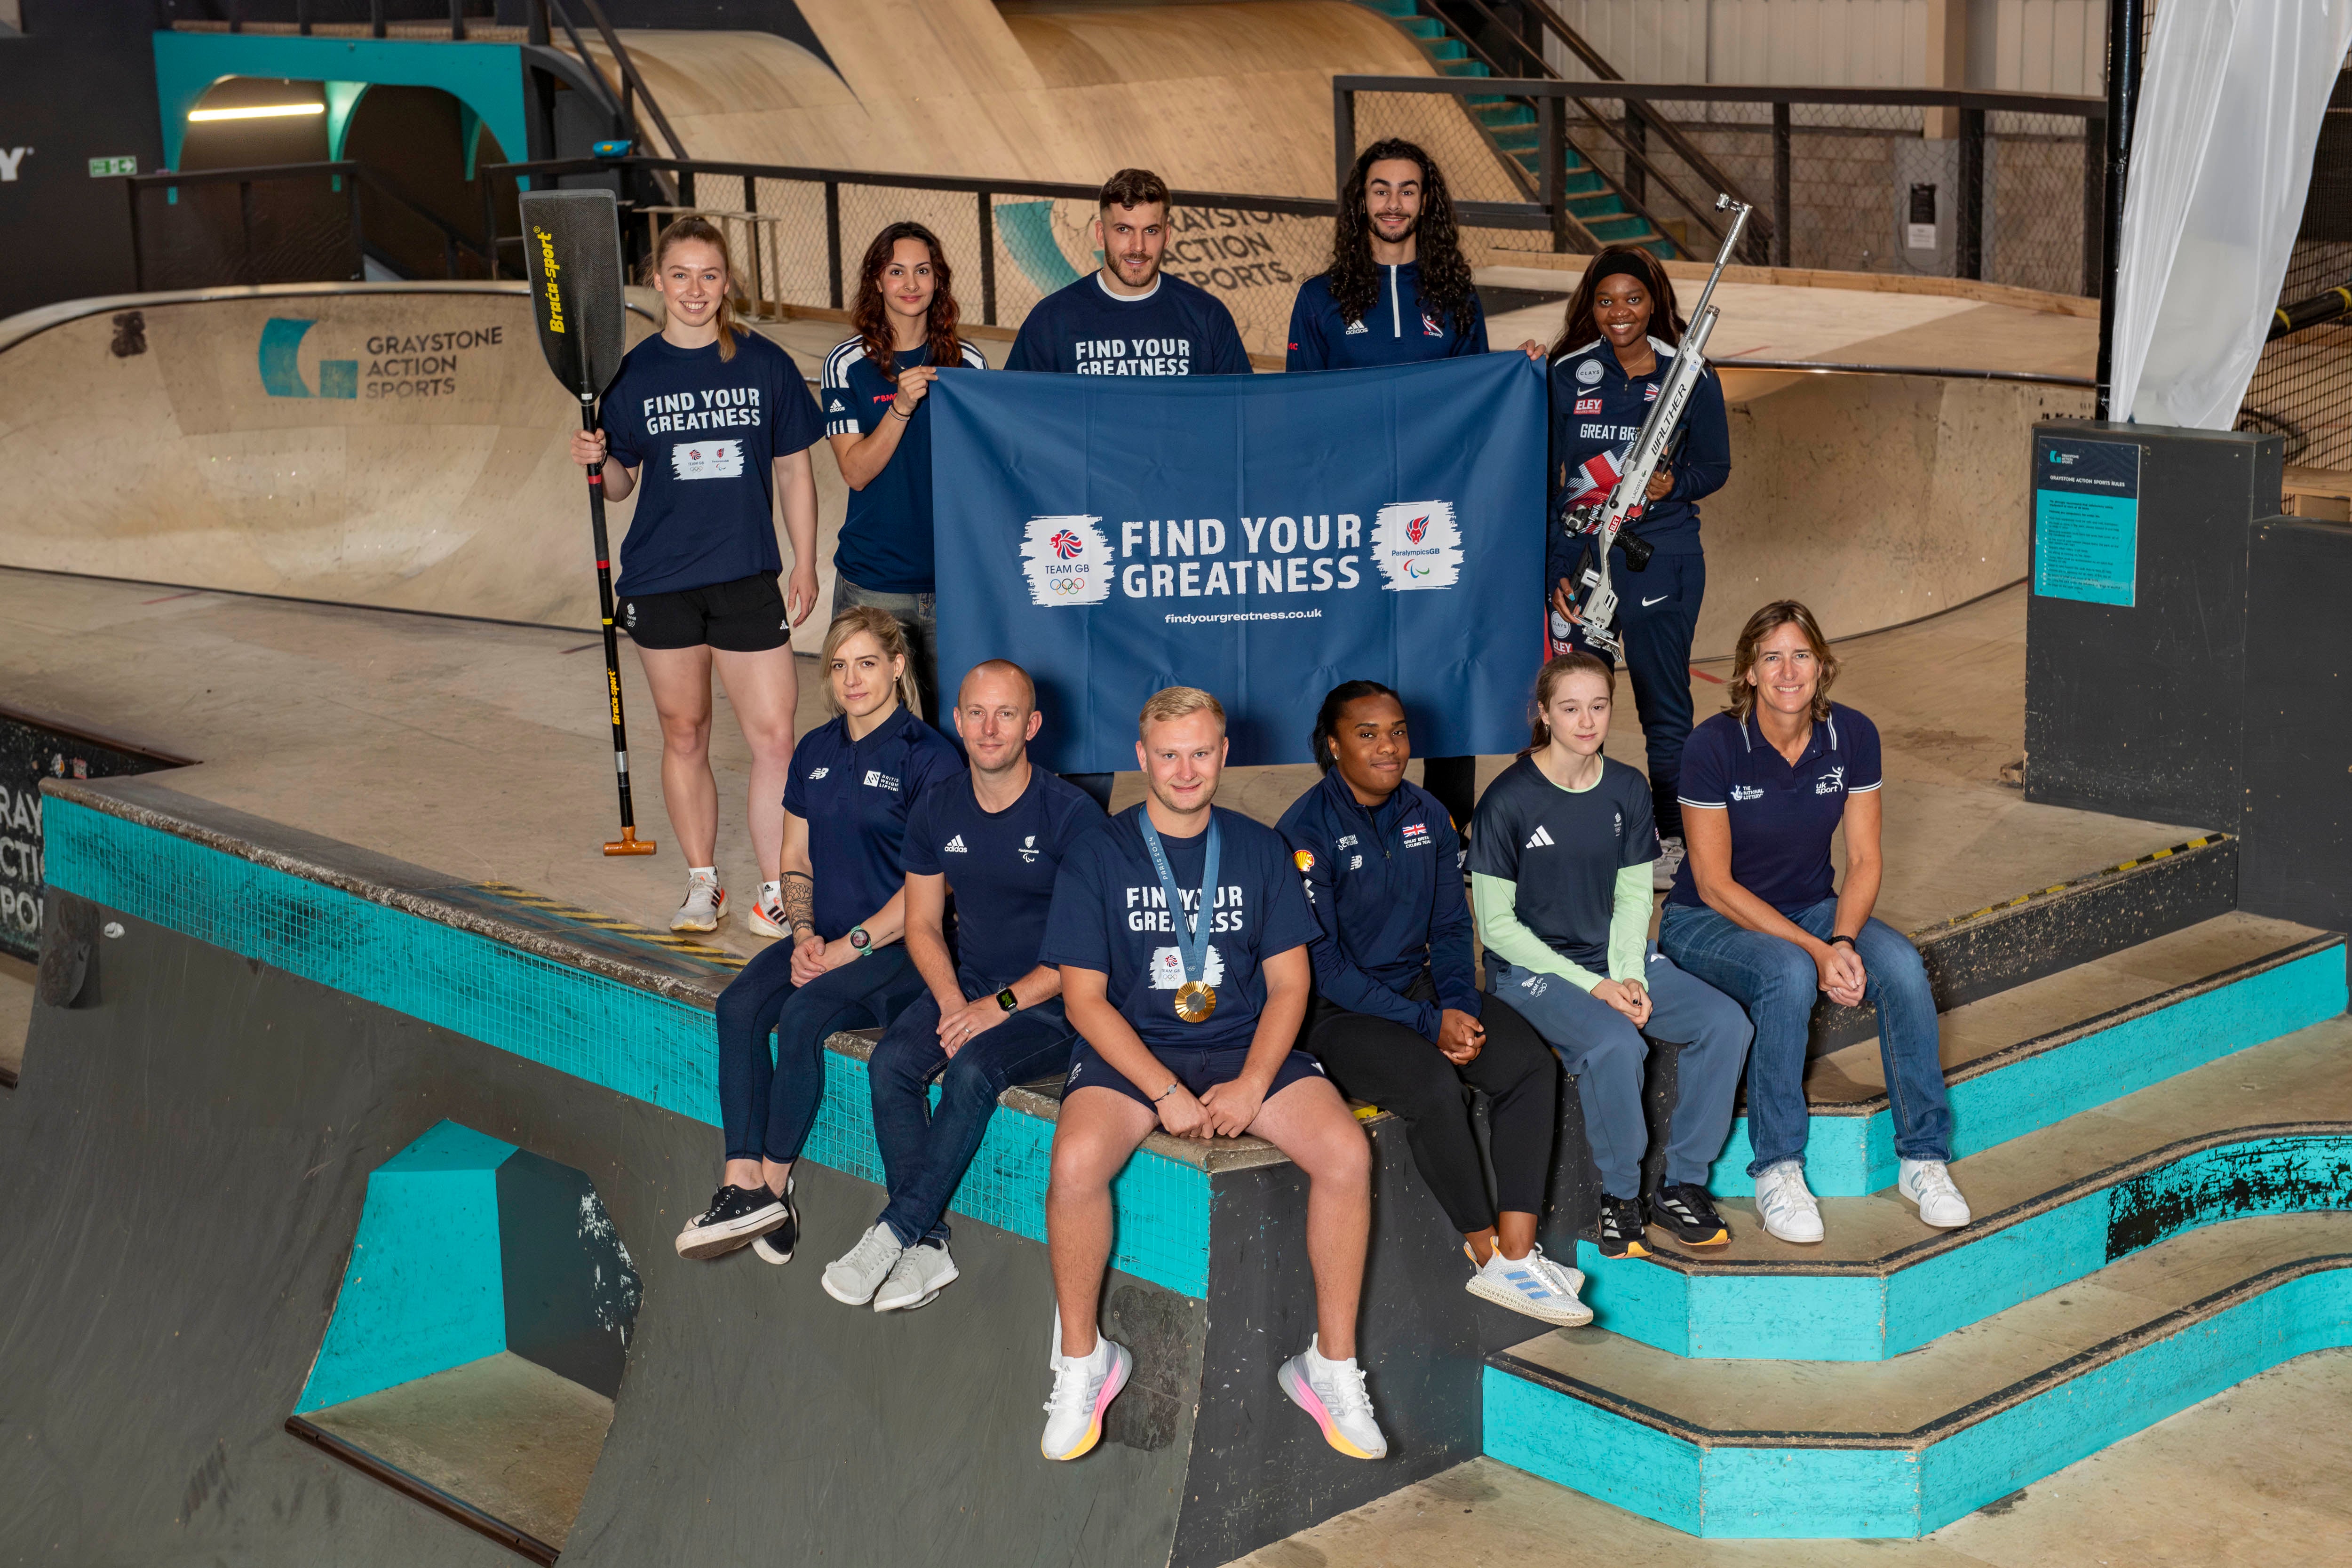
left=819, top=660, right=1111, bottom=1314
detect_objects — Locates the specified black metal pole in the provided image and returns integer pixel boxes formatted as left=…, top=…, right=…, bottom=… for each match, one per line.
left=579, top=394, right=644, bottom=847
left=2095, top=0, right=2144, bottom=420
left=1771, top=100, right=1792, bottom=267
left=978, top=189, right=997, bottom=325
left=1957, top=106, right=1984, bottom=282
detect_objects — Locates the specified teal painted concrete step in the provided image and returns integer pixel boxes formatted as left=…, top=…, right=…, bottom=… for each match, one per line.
left=1703, top=925, right=2346, bottom=1197
left=1486, top=1212, right=2352, bottom=1538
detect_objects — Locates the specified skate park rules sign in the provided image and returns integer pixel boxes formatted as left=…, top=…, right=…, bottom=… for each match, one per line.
left=2034, top=436, right=2141, bottom=607
left=930, top=352, right=1548, bottom=773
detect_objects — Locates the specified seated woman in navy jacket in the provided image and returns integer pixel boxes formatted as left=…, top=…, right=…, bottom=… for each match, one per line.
left=1276, top=681, right=1585, bottom=1326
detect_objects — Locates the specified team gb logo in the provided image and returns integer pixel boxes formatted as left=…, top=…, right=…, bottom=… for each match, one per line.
left=1019, top=515, right=1113, bottom=605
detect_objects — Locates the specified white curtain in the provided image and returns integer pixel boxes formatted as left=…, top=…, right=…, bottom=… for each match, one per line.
left=2108, top=0, right=2352, bottom=430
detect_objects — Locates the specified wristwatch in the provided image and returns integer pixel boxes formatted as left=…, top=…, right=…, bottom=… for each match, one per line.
left=996, top=987, right=1019, bottom=1013
left=849, top=927, right=873, bottom=957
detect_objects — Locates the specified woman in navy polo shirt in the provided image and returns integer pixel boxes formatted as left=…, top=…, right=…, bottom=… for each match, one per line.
left=574, top=216, right=825, bottom=938
left=1657, top=600, right=1971, bottom=1246
left=821, top=221, right=988, bottom=723
left=1275, top=681, right=1582, bottom=1327
left=1534, top=246, right=1730, bottom=894
left=673, top=606, right=960, bottom=1264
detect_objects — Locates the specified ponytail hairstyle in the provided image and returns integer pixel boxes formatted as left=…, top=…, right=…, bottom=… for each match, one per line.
left=819, top=605, right=923, bottom=718
left=644, top=215, right=745, bottom=362
left=1521, top=652, right=1616, bottom=756
left=1309, top=678, right=1404, bottom=773
left=1548, top=245, right=1686, bottom=360
left=1725, top=600, right=1839, bottom=724
left=849, top=220, right=965, bottom=384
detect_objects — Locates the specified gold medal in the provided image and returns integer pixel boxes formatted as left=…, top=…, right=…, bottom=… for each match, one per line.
left=1173, top=980, right=1217, bottom=1023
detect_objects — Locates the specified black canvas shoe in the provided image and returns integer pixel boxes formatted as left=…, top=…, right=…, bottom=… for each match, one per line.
left=1647, top=1182, right=1732, bottom=1247
left=752, top=1181, right=801, bottom=1266
left=1593, top=1195, right=1651, bottom=1260
left=674, top=1184, right=786, bottom=1260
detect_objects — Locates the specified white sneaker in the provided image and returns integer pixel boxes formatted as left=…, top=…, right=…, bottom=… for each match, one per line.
left=1754, top=1159, right=1825, bottom=1244
left=1465, top=1243, right=1593, bottom=1327
left=670, top=871, right=726, bottom=932
left=1653, top=835, right=1687, bottom=892
left=1277, top=1337, right=1388, bottom=1460
left=874, top=1241, right=959, bottom=1312
left=1041, top=1335, right=1130, bottom=1461
left=1899, top=1158, right=1972, bottom=1228
left=747, top=880, right=790, bottom=939
left=821, top=1222, right=905, bottom=1305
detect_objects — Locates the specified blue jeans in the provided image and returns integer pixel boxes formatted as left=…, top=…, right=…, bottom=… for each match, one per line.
left=716, top=942, right=924, bottom=1165
left=1487, top=946, right=1752, bottom=1198
left=868, top=970, right=1080, bottom=1247
left=1658, top=898, right=1952, bottom=1175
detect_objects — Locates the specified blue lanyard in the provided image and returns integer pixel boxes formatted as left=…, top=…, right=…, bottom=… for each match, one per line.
left=1138, top=812, right=1221, bottom=985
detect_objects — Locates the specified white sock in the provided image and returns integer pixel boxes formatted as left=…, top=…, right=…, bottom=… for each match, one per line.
left=687, top=865, right=718, bottom=883
left=1310, top=1341, right=1357, bottom=1371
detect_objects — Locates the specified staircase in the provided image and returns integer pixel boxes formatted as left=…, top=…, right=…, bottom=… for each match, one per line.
left=1352, top=0, right=1677, bottom=257
left=1484, top=908, right=2352, bottom=1537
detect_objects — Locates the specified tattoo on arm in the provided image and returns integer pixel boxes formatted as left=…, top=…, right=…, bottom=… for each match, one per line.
left=781, top=871, right=816, bottom=937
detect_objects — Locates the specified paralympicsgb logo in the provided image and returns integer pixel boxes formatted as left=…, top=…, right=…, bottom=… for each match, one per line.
left=1370, top=501, right=1463, bottom=591
left=1019, top=515, right=1113, bottom=605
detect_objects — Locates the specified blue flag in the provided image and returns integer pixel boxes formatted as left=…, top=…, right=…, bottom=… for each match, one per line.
left=931, top=352, right=1548, bottom=772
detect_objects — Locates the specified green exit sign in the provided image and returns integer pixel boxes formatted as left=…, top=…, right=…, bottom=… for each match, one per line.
left=88, top=156, right=137, bottom=178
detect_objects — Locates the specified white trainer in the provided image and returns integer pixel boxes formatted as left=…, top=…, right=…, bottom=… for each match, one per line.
left=1465, top=1243, right=1593, bottom=1327
left=1754, top=1159, right=1825, bottom=1244
left=1652, top=835, right=1687, bottom=892
left=1899, top=1158, right=1972, bottom=1228
left=1041, top=1335, right=1130, bottom=1462
left=670, top=871, right=726, bottom=932
left=1277, top=1337, right=1388, bottom=1460
left=821, top=1222, right=905, bottom=1306
left=874, top=1241, right=960, bottom=1313
left=747, top=880, right=790, bottom=939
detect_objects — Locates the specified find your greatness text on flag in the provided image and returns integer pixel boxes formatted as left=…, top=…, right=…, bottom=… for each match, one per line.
left=930, top=352, right=1549, bottom=774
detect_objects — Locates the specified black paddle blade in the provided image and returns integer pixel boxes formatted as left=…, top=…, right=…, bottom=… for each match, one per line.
left=517, top=188, right=627, bottom=397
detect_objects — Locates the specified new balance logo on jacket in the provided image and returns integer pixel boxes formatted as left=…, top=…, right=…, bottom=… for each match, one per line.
left=1524, top=825, right=1555, bottom=850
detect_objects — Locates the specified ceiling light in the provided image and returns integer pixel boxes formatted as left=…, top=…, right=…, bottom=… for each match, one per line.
left=189, top=103, right=326, bottom=122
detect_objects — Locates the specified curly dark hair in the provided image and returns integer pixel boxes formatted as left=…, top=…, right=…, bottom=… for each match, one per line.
left=1310, top=679, right=1405, bottom=773
left=1548, top=245, right=1686, bottom=359
left=849, top=221, right=964, bottom=383
left=1327, top=139, right=1478, bottom=334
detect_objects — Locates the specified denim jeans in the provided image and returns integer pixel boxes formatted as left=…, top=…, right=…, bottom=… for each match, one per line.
left=1658, top=898, right=1951, bottom=1175
left=868, top=970, right=1079, bottom=1247
left=833, top=573, right=939, bottom=724
left=715, top=942, right=924, bottom=1165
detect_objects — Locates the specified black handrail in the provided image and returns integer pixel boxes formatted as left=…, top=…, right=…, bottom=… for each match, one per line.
left=126, top=160, right=491, bottom=288
left=1343, top=75, right=2103, bottom=117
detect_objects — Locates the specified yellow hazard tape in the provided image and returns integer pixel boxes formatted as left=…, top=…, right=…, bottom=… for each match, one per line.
left=473, top=882, right=746, bottom=967
left=1911, top=835, right=2229, bottom=937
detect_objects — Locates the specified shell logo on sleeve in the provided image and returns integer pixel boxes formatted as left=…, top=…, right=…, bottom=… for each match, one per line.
left=1293, top=849, right=1316, bottom=873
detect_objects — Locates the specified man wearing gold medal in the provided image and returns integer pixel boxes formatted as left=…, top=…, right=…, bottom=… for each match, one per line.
left=1033, top=688, right=1390, bottom=1465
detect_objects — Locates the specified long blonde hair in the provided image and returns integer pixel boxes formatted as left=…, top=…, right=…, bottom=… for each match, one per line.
left=644, top=214, right=744, bottom=362
left=820, top=606, right=922, bottom=717
left=1726, top=600, right=1840, bottom=724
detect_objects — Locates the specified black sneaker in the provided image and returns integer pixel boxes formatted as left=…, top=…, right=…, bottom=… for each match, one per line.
left=1594, top=1195, right=1650, bottom=1260
left=674, top=1183, right=785, bottom=1260
left=752, top=1181, right=801, bottom=1266
left=1647, top=1182, right=1732, bottom=1247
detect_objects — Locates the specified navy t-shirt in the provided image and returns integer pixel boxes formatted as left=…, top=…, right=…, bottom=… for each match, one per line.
left=1468, top=756, right=1656, bottom=971
left=1668, top=704, right=1883, bottom=915
left=600, top=330, right=824, bottom=598
left=901, top=766, right=1107, bottom=988
left=781, top=704, right=962, bottom=941
left=819, top=336, right=989, bottom=594
left=1008, top=272, right=1252, bottom=376
left=1547, top=334, right=1729, bottom=565
left=1041, top=806, right=1320, bottom=1055
left=1285, top=263, right=1489, bottom=371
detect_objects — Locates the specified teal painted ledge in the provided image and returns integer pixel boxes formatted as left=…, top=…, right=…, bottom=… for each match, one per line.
left=1485, top=1255, right=2352, bottom=1538
left=1705, top=943, right=2346, bottom=1197
left=1577, top=1129, right=2352, bottom=1360
left=43, top=795, right=1213, bottom=1297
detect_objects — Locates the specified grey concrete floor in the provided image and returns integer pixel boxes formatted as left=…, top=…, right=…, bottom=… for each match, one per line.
left=0, top=954, right=28, bottom=1082
left=1231, top=1348, right=2352, bottom=1567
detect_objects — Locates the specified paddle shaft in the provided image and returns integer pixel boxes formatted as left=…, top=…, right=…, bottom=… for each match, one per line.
left=580, top=392, right=641, bottom=836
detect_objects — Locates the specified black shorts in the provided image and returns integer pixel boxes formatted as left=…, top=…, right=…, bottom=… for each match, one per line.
left=620, top=573, right=790, bottom=652
left=1064, top=1038, right=1327, bottom=1112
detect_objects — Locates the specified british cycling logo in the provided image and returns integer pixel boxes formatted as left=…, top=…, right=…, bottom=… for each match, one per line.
left=1019, top=515, right=1114, bottom=605
left=1371, top=501, right=1462, bottom=591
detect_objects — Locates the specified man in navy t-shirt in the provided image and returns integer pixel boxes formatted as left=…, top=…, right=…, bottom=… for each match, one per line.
left=1033, top=687, right=1388, bottom=1467
left=815, top=659, right=1106, bottom=1313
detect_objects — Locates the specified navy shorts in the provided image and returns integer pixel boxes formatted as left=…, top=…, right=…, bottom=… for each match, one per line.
left=1064, top=1038, right=1327, bottom=1113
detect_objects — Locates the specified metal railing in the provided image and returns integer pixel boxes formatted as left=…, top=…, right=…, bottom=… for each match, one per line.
left=1338, top=76, right=2106, bottom=296
left=127, top=161, right=493, bottom=291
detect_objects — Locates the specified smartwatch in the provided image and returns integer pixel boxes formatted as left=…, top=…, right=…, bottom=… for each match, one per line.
left=996, top=987, right=1020, bottom=1013
left=849, top=927, right=873, bottom=957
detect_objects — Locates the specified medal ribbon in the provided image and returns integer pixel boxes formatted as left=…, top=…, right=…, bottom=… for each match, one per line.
left=1139, top=813, right=1220, bottom=990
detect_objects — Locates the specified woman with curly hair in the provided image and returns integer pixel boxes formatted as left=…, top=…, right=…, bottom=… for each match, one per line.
left=820, top=220, right=988, bottom=722
left=1287, top=139, right=1493, bottom=835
